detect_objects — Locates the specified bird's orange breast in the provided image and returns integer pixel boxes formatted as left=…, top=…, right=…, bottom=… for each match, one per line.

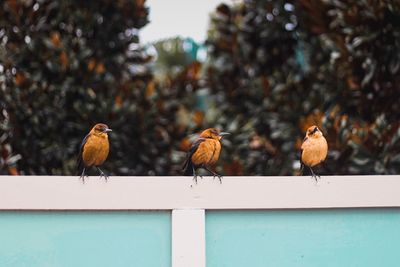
left=191, top=139, right=221, bottom=166
left=301, top=136, right=328, bottom=167
left=82, top=134, right=109, bottom=167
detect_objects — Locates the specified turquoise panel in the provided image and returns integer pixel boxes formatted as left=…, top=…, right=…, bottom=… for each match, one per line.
left=0, top=212, right=171, bottom=267
left=206, top=209, right=400, bottom=267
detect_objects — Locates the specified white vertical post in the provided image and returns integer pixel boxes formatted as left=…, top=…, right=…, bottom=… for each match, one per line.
left=172, top=209, right=206, bottom=267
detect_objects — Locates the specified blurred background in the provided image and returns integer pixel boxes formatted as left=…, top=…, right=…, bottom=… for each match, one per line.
left=0, top=0, right=399, bottom=176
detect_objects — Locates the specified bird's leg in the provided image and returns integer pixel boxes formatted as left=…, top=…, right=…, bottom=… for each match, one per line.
left=204, top=167, right=223, bottom=184
left=309, top=167, right=320, bottom=182
left=79, top=168, right=88, bottom=183
left=96, top=167, right=109, bottom=181
left=192, top=168, right=203, bottom=185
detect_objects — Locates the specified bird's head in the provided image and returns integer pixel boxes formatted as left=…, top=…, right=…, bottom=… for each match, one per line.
left=91, top=123, right=112, bottom=137
left=306, top=125, right=323, bottom=138
left=200, top=128, right=230, bottom=141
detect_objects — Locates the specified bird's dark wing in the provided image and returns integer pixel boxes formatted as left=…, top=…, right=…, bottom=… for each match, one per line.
left=299, top=136, right=308, bottom=174
left=182, top=138, right=206, bottom=175
left=77, top=133, right=90, bottom=174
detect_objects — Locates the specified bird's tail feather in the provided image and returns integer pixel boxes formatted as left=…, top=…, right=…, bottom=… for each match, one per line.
left=300, top=162, right=304, bottom=175
left=182, top=158, right=194, bottom=176
left=77, top=158, right=83, bottom=176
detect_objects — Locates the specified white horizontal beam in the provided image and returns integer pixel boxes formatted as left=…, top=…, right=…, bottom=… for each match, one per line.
left=0, top=176, right=399, bottom=210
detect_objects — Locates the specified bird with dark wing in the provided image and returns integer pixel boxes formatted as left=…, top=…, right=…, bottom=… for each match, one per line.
left=182, top=128, right=230, bottom=184
left=77, top=123, right=112, bottom=182
left=300, top=125, right=328, bottom=181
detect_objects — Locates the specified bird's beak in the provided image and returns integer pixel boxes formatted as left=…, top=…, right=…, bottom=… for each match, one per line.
left=218, top=132, right=230, bottom=137
left=105, top=128, right=113, bottom=133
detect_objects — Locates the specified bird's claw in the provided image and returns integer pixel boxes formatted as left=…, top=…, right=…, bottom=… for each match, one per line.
left=309, top=167, right=320, bottom=183
left=79, top=168, right=88, bottom=184
left=99, top=172, right=109, bottom=182
left=100, top=175, right=109, bottom=182
left=192, top=174, right=203, bottom=185
left=96, top=167, right=109, bottom=182
left=311, top=174, right=321, bottom=183
left=213, top=174, right=223, bottom=184
left=79, top=175, right=89, bottom=184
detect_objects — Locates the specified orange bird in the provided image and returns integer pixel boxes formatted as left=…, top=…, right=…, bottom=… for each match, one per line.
left=77, top=123, right=112, bottom=182
left=300, top=125, right=328, bottom=180
left=182, top=128, right=230, bottom=183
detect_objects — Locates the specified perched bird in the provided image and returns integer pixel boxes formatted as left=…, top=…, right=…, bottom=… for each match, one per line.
left=300, top=125, right=328, bottom=180
left=182, top=128, right=230, bottom=184
left=77, top=123, right=112, bottom=182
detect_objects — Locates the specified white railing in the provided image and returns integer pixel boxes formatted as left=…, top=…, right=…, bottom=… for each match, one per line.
left=1, top=175, right=400, bottom=267
left=0, top=175, right=399, bottom=210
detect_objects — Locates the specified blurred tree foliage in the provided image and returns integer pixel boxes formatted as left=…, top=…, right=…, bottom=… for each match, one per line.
left=204, top=0, right=400, bottom=175
left=152, top=37, right=199, bottom=82
left=1, top=0, right=399, bottom=176
left=0, top=0, right=156, bottom=175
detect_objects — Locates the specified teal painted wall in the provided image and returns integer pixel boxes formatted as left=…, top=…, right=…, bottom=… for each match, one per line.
left=206, top=209, right=400, bottom=267
left=0, top=212, right=171, bottom=267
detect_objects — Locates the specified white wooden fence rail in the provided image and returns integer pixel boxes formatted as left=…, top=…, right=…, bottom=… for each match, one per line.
left=0, top=175, right=399, bottom=210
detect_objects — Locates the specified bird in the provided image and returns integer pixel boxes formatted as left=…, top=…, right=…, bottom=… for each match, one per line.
left=182, top=128, right=230, bottom=184
left=77, top=123, right=112, bottom=182
left=300, top=125, right=328, bottom=181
